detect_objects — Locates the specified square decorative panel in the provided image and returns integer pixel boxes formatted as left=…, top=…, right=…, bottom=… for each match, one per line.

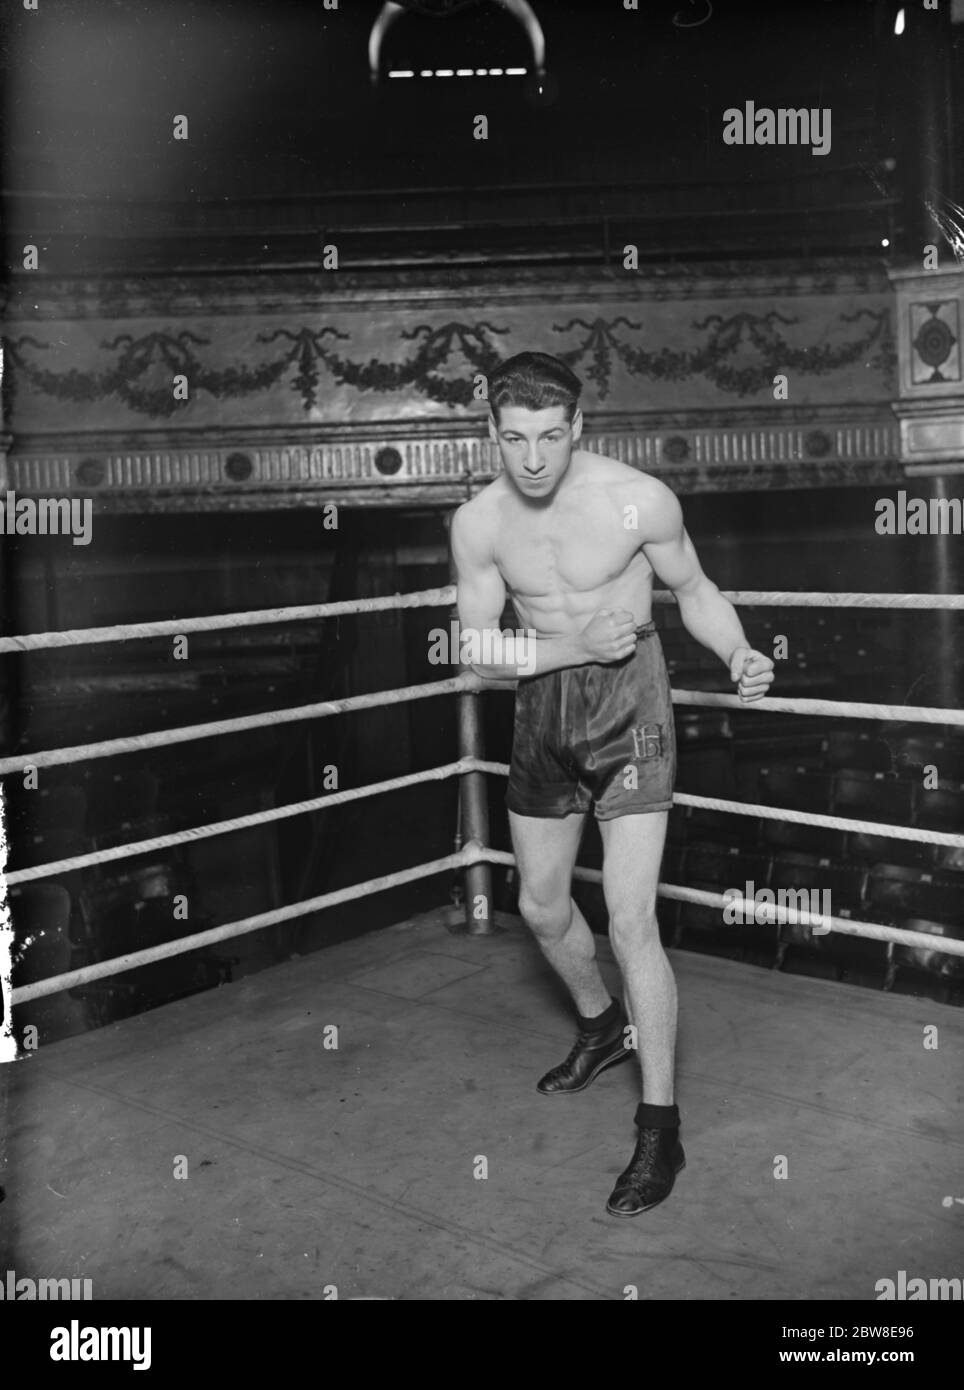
left=909, top=298, right=961, bottom=386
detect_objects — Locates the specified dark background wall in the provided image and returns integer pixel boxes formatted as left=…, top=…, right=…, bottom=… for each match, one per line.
left=5, top=0, right=957, bottom=264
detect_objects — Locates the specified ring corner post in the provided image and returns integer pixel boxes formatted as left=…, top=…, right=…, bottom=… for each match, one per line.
left=456, top=688, right=494, bottom=936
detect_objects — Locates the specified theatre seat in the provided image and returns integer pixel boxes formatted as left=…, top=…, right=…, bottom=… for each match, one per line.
left=933, top=844, right=964, bottom=875
left=866, top=865, right=963, bottom=927
left=9, top=884, right=72, bottom=984
left=733, top=731, right=827, bottom=765
left=762, top=817, right=846, bottom=858
left=915, top=785, right=964, bottom=832
left=759, top=765, right=834, bottom=814
left=17, top=823, right=96, bottom=872
left=675, top=805, right=761, bottom=846
left=821, top=730, right=894, bottom=773
left=85, top=767, right=161, bottom=841
left=27, top=782, right=88, bottom=836
left=8, top=883, right=87, bottom=1043
left=682, top=842, right=771, bottom=889
left=774, top=931, right=834, bottom=981
left=824, top=926, right=891, bottom=988
left=14, top=828, right=94, bottom=940
left=769, top=852, right=866, bottom=912
left=675, top=898, right=759, bottom=962
left=764, top=854, right=836, bottom=968
left=849, top=831, right=934, bottom=871
left=675, top=711, right=732, bottom=744
left=886, top=918, right=964, bottom=1003
left=675, top=746, right=738, bottom=797
left=897, top=736, right=964, bottom=783
left=832, top=770, right=915, bottom=824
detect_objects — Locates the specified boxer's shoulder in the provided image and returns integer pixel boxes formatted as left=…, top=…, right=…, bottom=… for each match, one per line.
left=572, top=452, right=680, bottom=514
left=452, top=478, right=505, bottom=550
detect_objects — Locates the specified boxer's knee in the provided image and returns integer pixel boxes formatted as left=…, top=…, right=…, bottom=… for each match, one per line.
left=518, top=887, right=572, bottom=942
left=608, top=903, right=661, bottom=962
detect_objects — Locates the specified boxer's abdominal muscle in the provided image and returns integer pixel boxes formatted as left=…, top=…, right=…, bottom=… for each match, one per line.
left=493, top=501, right=655, bottom=638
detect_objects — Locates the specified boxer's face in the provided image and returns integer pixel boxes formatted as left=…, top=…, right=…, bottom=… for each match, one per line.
left=489, top=404, right=582, bottom=500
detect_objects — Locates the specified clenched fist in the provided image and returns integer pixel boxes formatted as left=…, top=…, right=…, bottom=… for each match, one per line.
left=580, top=608, right=639, bottom=663
left=729, top=646, right=775, bottom=703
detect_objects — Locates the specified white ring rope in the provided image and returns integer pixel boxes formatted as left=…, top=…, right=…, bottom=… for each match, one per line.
left=0, top=587, right=459, bottom=654
left=10, top=852, right=468, bottom=1005
left=13, top=845, right=962, bottom=1008
left=474, top=848, right=964, bottom=959
left=0, top=675, right=475, bottom=775
left=0, top=589, right=961, bottom=654
left=653, top=592, right=964, bottom=610
left=466, top=677, right=964, bottom=727
left=671, top=690, right=964, bottom=726
left=9, top=758, right=963, bottom=889
left=3, top=680, right=963, bottom=778
left=5, top=762, right=472, bottom=885
left=468, top=760, right=964, bottom=850
left=6, top=589, right=964, bottom=1007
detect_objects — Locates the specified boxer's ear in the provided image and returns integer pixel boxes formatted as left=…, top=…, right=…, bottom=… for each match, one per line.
left=571, top=407, right=584, bottom=441
left=487, top=411, right=499, bottom=444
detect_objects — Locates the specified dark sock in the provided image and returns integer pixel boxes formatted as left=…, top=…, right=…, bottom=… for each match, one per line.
left=635, top=1102, right=680, bottom=1130
left=577, top=996, right=620, bottom=1032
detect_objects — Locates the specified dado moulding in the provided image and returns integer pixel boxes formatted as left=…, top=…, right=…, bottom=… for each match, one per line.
left=3, top=413, right=901, bottom=511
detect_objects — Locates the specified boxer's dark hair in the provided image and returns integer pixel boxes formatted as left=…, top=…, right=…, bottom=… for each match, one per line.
left=488, top=351, right=582, bottom=424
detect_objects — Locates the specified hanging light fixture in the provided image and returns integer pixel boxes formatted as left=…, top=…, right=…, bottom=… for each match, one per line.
left=369, top=0, right=546, bottom=85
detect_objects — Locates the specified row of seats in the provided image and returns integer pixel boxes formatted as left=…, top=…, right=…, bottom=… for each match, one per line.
left=5, top=739, right=286, bottom=865
left=818, top=730, right=964, bottom=779
left=9, top=859, right=232, bottom=1037
left=670, top=801, right=958, bottom=870
left=5, top=765, right=163, bottom=852
left=5, top=764, right=237, bottom=1037
left=658, top=770, right=962, bottom=994
left=661, top=610, right=910, bottom=696
left=754, top=764, right=964, bottom=829
left=662, top=840, right=963, bottom=928
left=656, top=893, right=962, bottom=1000
left=676, top=714, right=964, bottom=774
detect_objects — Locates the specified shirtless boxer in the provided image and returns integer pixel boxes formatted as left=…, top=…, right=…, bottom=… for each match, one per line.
left=450, top=351, right=775, bottom=1216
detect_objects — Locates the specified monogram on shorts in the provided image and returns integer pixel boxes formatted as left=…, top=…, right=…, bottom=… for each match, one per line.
left=631, top=724, right=664, bottom=760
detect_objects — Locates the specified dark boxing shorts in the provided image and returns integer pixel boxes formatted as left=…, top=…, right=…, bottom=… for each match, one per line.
left=506, top=621, right=676, bottom=821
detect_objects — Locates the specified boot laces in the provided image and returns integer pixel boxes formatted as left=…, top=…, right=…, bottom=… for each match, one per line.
left=547, top=1027, right=605, bottom=1081
left=622, top=1128, right=664, bottom=1184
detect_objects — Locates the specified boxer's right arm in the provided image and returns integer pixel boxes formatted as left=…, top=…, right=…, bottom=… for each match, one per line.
left=450, top=504, right=614, bottom=679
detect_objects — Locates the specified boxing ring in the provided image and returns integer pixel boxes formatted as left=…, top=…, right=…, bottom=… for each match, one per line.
left=4, top=586, right=964, bottom=1021
left=1, top=588, right=963, bottom=1300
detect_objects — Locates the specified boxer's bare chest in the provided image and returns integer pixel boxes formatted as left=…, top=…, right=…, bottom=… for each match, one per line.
left=494, top=488, right=649, bottom=607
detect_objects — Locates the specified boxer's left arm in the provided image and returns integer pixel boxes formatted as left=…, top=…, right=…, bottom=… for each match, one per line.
left=636, top=479, right=775, bottom=702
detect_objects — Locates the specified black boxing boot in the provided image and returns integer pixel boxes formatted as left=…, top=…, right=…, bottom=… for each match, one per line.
left=536, top=997, right=633, bottom=1095
left=606, top=1103, right=685, bottom=1216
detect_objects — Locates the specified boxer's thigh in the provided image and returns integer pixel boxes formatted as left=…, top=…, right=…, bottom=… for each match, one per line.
left=509, top=808, right=586, bottom=913
left=598, top=810, right=669, bottom=927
